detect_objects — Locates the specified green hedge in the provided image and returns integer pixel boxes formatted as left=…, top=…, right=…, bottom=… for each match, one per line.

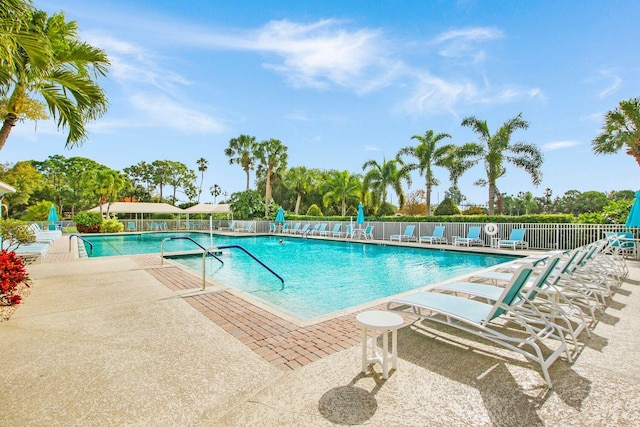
left=281, top=214, right=575, bottom=223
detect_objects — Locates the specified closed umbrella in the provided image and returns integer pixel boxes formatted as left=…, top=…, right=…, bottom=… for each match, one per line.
left=356, top=202, right=365, bottom=225
left=275, top=207, right=285, bottom=232
left=48, top=205, right=59, bottom=231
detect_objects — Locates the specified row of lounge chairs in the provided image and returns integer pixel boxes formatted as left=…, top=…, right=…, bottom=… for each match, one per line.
left=391, top=225, right=529, bottom=249
left=387, top=233, right=630, bottom=388
left=3, top=224, right=62, bottom=263
left=273, top=222, right=374, bottom=239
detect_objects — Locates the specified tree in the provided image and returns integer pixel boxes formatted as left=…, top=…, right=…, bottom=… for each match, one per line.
left=460, top=113, right=543, bottom=215
left=255, top=138, right=288, bottom=217
left=362, top=156, right=411, bottom=209
left=398, top=130, right=455, bottom=215
left=224, top=134, right=256, bottom=191
left=196, top=157, right=208, bottom=203
left=283, top=166, right=314, bottom=214
left=0, top=160, right=44, bottom=215
left=80, top=168, right=128, bottom=216
left=210, top=184, right=221, bottom=203
left=321, top=170, right=361, bottom=216
left=593, top=97, right=640, bottom=168
left=0, top=9, right=109, bottom=151
left=228, top=190, right=263, bottom=219
left=164, top=161, right=196, bottom=205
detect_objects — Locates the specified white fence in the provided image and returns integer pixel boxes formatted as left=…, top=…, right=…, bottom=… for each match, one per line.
left=65, top=219, right=633, bottom=251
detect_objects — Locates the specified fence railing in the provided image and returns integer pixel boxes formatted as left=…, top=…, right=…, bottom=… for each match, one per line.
left=76, top=219, right=633, bottom=251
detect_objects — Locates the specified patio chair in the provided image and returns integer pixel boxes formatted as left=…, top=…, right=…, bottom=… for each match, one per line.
left=387, top=266, right=567, bottom=388
left=419, top=225, right=447, bottom=244
left=280, top=223, right=290, bottom=233
left=364, top=225, right=375, bottom=240
left=341, top=224, right=354, bottom=238
left=453, top=226, right=483, bottom=246
left=242, top=222, right=255, bottom=233
left=329, top=223, right=342, bottom=237
left=295, top=224, right=310, bottom=235
left=269, top=223, right=276, bottom=233
left=389, top=225, right=416, bottom=242
left=498, top=228, right=528, bottom=250
left=127, top=221, right=136, bottom=232
left=218, top=220, right=235, bottom=231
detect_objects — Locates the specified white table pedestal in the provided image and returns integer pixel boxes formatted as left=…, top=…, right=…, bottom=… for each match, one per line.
left=356, top=310, right=404, bottom=379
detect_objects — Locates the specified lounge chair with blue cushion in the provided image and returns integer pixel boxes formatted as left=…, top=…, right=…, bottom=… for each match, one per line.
left=218, top=220, right=235, bottom=231
left=128, top=221, right=136, bottom=232
left=295, top=224, right=310, bottom=235
left=269, top=223, right=276, bottom=233
left=390, top=225, right=416, bottom=242
left=241, top=221, right=255, bottom=233
left=387, top=266, right=568, bottom=388
left=312, top=223, right=327, bottom=236
left=419, top=225, right=447, bottom=244
left=453, top=226, right=483, bottom=246
left=284, top=223, right=300, bottom=234
left=329, top=224, right=342, bottom=237
left=280, top=223, right=290, bottom=233
left=341, top=224, right=354, bottom=238
left=498, top=228, right=528, bottom=250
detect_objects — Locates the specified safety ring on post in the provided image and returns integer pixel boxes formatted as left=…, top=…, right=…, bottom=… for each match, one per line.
left=484, top=223, right=498, bottom=236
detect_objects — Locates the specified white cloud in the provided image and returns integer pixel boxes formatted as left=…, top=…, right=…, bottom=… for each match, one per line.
left=542, top=140, right=579, bottom=151
left=363, top=145, right=381, bottom=152
left=431, top=27, right=504, bottom=63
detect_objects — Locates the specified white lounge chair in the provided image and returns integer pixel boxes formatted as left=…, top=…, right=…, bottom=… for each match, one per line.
left=364, top=225, right=374, bottom=240
left=329, top=224, right=342, bottom=237
left=419, top=225, right=447, bottom=244
left=390, top=225, right=416, bottom=242
left=219, top=220, right=236, bottom=231
left=284, top=223, right=300, bottom=234
left=498, top=228, right=528, bottom=250
left=453, top=226, right=483, bottom=246
left=387, top=266, right=567, bottom=388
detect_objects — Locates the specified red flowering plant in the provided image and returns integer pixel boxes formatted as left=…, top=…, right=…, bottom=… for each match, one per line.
left=0, top=249, right=30, bottom=306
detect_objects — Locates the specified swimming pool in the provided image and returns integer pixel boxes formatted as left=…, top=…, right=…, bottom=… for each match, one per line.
left=81, top=233, right=518, bottom=320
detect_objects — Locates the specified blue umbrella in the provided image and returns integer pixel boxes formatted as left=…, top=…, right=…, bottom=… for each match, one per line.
left=48, top=205, right=59, bottom=222
left=275, top=207, right=285, bottom=223
left=356, top=202, right=365, bottom=224
left=625, top=191, right=640, bottom=227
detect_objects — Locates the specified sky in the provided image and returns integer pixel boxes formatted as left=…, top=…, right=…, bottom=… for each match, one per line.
left=3, top=0, right=640, bottom=206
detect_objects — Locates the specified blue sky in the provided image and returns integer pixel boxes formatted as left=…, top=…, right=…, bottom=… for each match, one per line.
left=4, top=0, right=640, bottom=205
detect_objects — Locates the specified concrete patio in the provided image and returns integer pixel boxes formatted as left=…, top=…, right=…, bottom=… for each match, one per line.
left=1, top=237, right=639, bottom=426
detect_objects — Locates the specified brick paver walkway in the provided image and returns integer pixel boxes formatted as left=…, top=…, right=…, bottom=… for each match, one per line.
left=136, top=255, right=365, bottom=370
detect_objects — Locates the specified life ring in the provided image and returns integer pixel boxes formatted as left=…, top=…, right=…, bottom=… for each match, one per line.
left=484, top=223, right=498, bottom=236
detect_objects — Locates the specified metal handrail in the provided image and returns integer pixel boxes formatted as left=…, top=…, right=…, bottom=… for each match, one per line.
left=69, top=234, right=93, bottom=254
left=217, top=244, right=285, bottom=290
left=160, top=237, right=224, bottom=266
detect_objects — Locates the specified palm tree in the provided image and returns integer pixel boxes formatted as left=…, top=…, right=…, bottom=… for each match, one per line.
left=0, top=9, right=109, bottom=151
left=460, top=113, right=543, bottom=215
left=196, top=157, right=208, bottom=203
left=224, top=134, right=256, bottom=191
left=210, top=184, right=221, bottom=203
left=362, top=156, right=411, bottom=209
left=255, top=138, right=288, bottom=217
left=398, top=130, right=455, bottom=216
left=321, top=170, right=361, bottom=215
left=283, top=166, right=315, bottom=214
left=593, top=97, right=640, bottom=168
left=80, top=169, right=128, bottom=217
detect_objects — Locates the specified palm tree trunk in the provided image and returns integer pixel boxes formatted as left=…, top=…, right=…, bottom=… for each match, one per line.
left=264, top=171, right=272, bottom=217
left=488, top=183, right=496, bottom=215
left=245, top=168, right=250, bottom=191
left=0, top=113, right=18, bottom=152
left=295, top=193, right=301, bottom=214
left=425, top=183, right=431, bottom=216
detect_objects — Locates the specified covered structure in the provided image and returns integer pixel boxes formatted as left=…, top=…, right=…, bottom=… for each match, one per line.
left=184, top=203, right=232, bottom=231
left=88, top=202, right=184, bottom=230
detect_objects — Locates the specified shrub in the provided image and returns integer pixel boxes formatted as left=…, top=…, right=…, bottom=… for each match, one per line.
left=72, top=211, right=103, bottom=226
left=100, top=219, right=124, bottom=233
left=306, top=204, right=323, bottom=216
left=20, top=201, right=56, bottom=221
left=462, top=206, right=486, bottom=215
left=0, top=219, right=36, bottom=249
left=434, top=198, right=461, bottom=216
left=377, top=202, right=396, bottom=216
left=0, top=250, right=29, bottom=306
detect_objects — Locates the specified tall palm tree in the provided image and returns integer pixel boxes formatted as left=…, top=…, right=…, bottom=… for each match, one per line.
left=593, top=97, right=640, bottom=168
left=398, top=130, right=455, bottom=216
left=210, top=184, right=221, bottom=203
left=0, top=9, right=109, bottom=151
left=195, top=157, right=208, bottom=203
left=255, top=138, right=288, bottom=217
left=460, top=113, right=543, bottom=215
left=283, top=166, right=315, bottom=214
left=321, top=170, right=361, bottom=215
left=362, top=156, right=411, bottom=209
left=224, top=134, right=256, bottom=191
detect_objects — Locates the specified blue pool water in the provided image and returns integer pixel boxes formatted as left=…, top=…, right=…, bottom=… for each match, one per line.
left=82, top=233, right=518, bottom=320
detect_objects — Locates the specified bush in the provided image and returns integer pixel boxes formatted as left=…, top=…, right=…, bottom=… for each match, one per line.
left=377, top=202, right=396, bottom=216
left=20, top=201, right=55, bottom=221
left=434, top=198, right=461, bottom=216
left=0, top=219, right=36, bottom=249
left=72, top=211, right=103, bottom=226
left=0, top=250, right=29, bottom=306
left=306, top=204, right=323, bottom=216
left=462, top=206, right=485, bottom=215
left=100, top=219, right=124, bottom=233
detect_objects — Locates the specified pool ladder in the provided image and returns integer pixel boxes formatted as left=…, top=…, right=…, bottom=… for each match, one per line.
left=159, top=237, right=284, bottom=290
left=69, top=234, right=93, bottom=254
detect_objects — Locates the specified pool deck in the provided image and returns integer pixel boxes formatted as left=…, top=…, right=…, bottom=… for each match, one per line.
left=2, top=235, right=640, bottom=425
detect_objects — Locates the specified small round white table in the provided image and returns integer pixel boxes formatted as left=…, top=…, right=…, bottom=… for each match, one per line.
left=356, top=310, right=404, bottom=379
